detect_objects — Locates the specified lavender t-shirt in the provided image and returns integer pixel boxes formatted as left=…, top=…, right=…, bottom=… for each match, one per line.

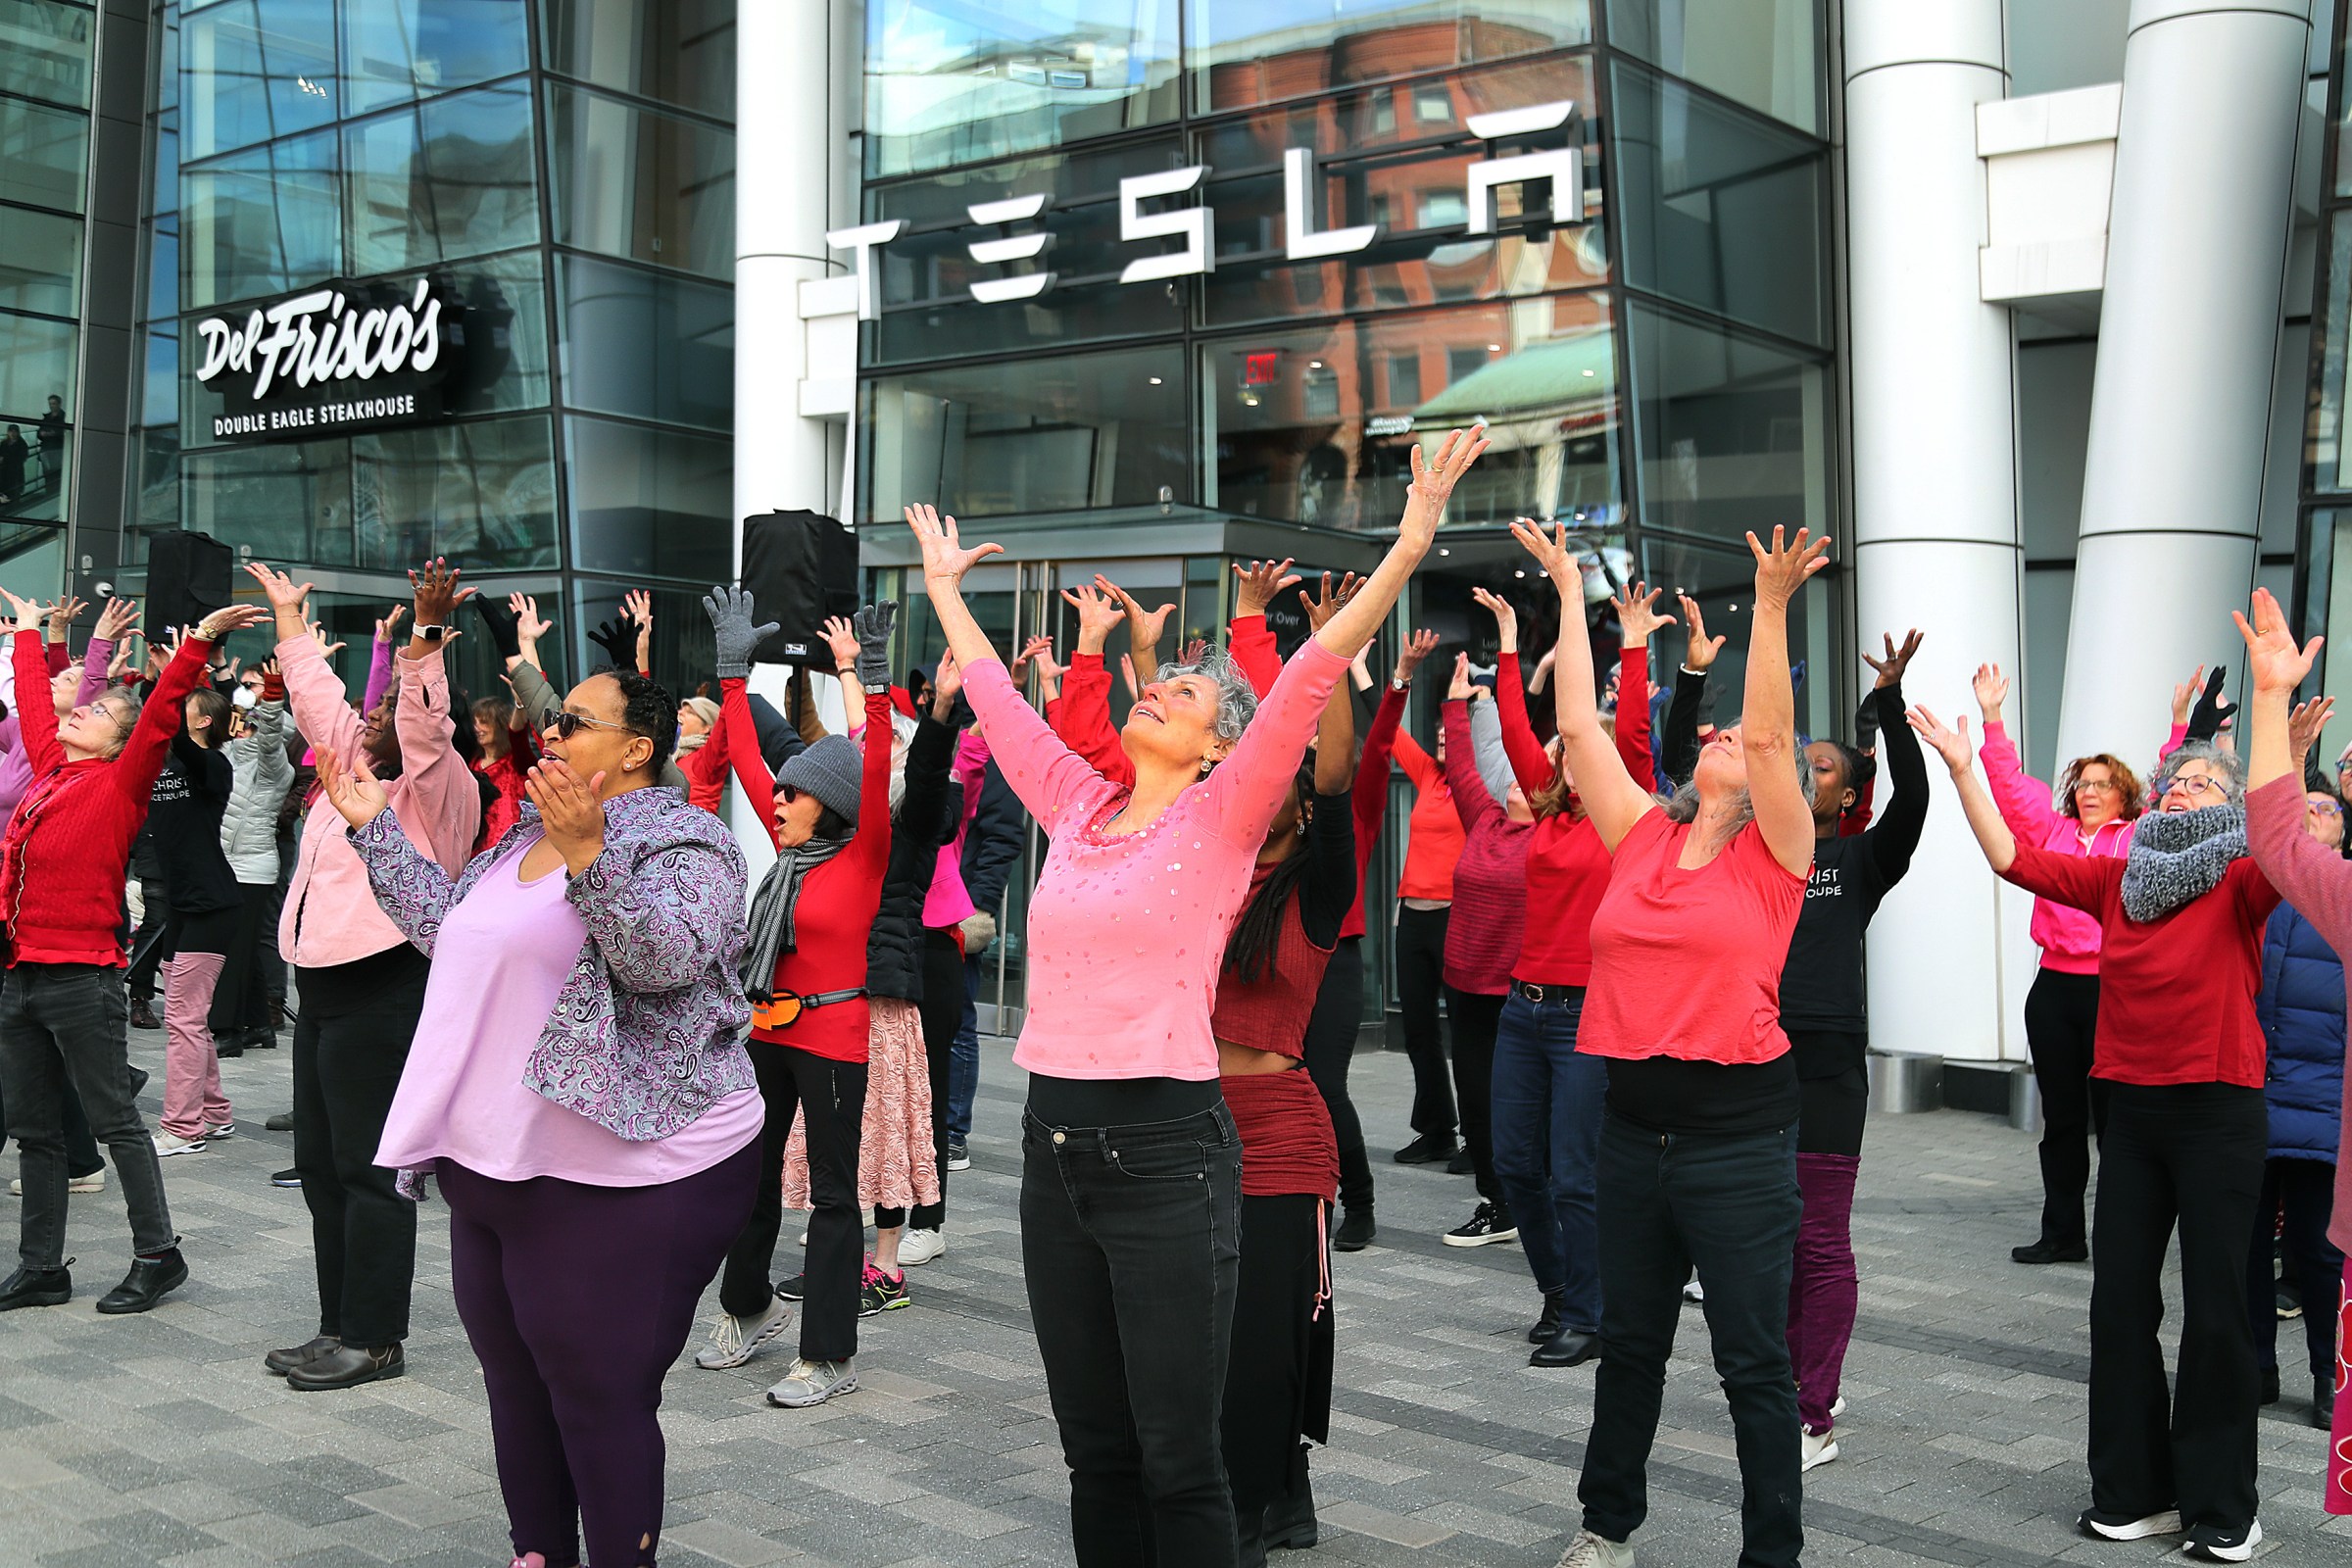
left=375, top=834, right=764, bottom=1184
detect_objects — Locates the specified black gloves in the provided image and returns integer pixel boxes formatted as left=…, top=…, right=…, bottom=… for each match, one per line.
left=587, top=610, right=641, bottom=671
left=2185, top=664, right=2236, bottom=744
left=471, top=595, right=521, bottom=662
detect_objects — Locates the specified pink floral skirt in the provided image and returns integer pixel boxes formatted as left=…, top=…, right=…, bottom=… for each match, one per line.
left=782, top=997, right=939, bottom=1214
left=2329, top=1263, right=2351, bottom=1514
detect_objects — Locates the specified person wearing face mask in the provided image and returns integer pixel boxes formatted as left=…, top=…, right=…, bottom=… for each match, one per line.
left=2233, top=589, right=2352, bottom=1504
left=0, top=591, right=269, bottom=1316
left=1915, top=702, right=2279, bottom=1562
left=243, top=559, right=483, bottom=1392
left=908, top=425, right=1488, bottom=1568
left=1972, top=665, right=2150, bottom=1265
left=212, top=657, right=295, bottom=1054
left=318, top=660, right=760, bottom=1568
left=699, top=587, right=897, bottom=1411
left=1473, top=578, right=1656, bottom=1367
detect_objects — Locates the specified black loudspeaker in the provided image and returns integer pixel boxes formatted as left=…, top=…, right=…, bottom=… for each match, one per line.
left=144, top=530, right=234, bottom=638
left=741, top=510, right=860, bottom=665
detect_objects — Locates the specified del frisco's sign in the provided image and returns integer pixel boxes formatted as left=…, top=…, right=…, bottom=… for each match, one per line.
left=195, top=277, right=459, bottom=440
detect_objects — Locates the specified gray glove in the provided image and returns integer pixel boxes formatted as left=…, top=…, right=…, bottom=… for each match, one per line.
left=703, top=584, right=777, bottom=681
left=854, top=602, right=898, bottom=692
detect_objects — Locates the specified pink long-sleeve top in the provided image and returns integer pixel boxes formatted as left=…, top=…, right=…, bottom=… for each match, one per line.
left=1979, top=718, right=2140, bottom=974
left=920, top=730, right=991, bottom=928
left=277, top=632, right=481, bottom=967
left=2245, top=774, right=2352, bottom=1254
left=961, top=641, right=1351, bottom=1081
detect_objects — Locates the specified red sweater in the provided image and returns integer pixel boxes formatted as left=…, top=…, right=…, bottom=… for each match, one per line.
left=2000, top=837, right=2278, bottom=1088
left=1498, top=648, right=1653, bottom=987
left=1439, top=698, right=1529, bottom=994
left=1, top=631, right=211, bottom=966
left=730, top=680, right=895, bottom=1062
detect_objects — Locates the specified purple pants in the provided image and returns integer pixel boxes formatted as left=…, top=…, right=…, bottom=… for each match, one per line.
left=1786, top=1152, right=1859, bottom=1434
left=439, top=1142, right=759, bottom=1568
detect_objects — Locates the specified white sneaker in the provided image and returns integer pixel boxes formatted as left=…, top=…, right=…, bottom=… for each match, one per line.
left=2078, top=1508, right=2182, bottom=1542
left=2181, top=1520, right=2263, bottom=1562
left=1555, top=1528, right=1635, bottom=1568
left=9, top=1170, right=107, bottom=1196
left=1800, top=1428, right=1839, bottom=1471
left=766, top=1356, right=858, bottom=1407
left=693, top=1297, right=792, bottom=1370
left=154, top=1131, right=208, bottom=1156
left=900, top=1228, right=946, bottom=1266
left=204, top=1121, right=235, bottom=1140
left=1682, top=1277, right=1704, bottom=1303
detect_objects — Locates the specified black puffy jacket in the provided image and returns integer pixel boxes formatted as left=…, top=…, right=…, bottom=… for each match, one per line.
left=864, top=709, right=965, bottom=1003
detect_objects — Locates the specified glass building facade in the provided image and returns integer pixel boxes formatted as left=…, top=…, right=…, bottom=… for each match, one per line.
left=2304, top=0, right=2352, bottom=694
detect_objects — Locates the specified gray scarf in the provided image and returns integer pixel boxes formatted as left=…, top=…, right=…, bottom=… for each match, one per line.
left=2119, top=803, right=2246, bottom=924
left=740, top=835, right=849, bottom=1001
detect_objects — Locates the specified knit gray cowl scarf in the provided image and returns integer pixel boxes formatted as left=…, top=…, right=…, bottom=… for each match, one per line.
left=2119, top=802, right=2246, bottom=924
left=739, top=835, right=849, bottom=1001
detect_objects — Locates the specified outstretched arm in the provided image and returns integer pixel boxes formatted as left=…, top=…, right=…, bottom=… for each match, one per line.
left=1740, top=526, right=1831, bottom=877
left=1515, top=522, right=1653, bottom=848
left=1908, top=705, right=2016, bottom=876
left=1310, top=429, right=1489, bottom=662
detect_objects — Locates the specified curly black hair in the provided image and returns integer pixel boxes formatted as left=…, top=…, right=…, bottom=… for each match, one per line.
left=591, top=664, right=679, bottom=776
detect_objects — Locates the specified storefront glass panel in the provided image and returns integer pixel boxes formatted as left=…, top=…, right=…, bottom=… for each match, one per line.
left=1186, top=0, right=1589, bottom=114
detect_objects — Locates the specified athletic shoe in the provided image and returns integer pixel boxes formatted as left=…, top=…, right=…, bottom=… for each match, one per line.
left=204, top=1121, right=235, bottom=1140
left=1830, top=1396, right=1846, bottom=1419
left=1333, top=1207, right=1376, bottom=1252
left=154, top=1131, right=207, bottom=1157
left=270, top=1168, right=302, bottom=1188
left=1800, top=1427, right=1838, bottom=1471
left=1445, top=1149, right=1475, bottom=1176
left=775, top=1272, right=807, bottom=1301
left=2277, top=1284, right=2302, bottom=1319
left=766, top=1357, right=857, bottom=1407
left=1554, top=1528, right=1635, bottom=1568
left=265, top=1113, right=294, bottom=1132
left=859, top=1264, right=909, bottom=1316
left=1442, top=1201, right=1517, bottom=1248
left=946, top=1142, right=971, bottom=1172
left=899, top=1228, right=946, bottom=1267
left=694, top=1297, right=793, bottom=1370
left=2180, top=1520, right=2262, bottom=1562
left=2076, top=1508, right=2181, bottom=1543
left=2011, top=1237, right=2088, bottom=1264
left=1682, top=1278, right=1704, bottom=1304
left=10, top=1170, right=106, bottom=1196
left=1392, top=1133, right=1457, bottom=1166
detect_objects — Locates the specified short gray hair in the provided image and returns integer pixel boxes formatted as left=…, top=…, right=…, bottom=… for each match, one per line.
left=1153, top=645, right=1257, bottom=746
left=1660, top=744, right=1815, bottom=845
left=2152, top=739, right=2244, bottom=804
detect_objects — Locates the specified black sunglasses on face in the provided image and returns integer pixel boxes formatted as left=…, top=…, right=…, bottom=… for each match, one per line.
left=779, top=783, right=800, bottom=805
left=547, top=710, right=635, bottom=741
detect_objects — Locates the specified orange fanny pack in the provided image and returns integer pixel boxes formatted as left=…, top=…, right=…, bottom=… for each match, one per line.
left=749, top=987, right=866, bottom=1032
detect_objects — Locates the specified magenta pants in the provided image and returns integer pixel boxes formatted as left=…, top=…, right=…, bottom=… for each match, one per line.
left=1786, top=1152, right=1860, bottom=1434
left=438, top=1140, right=759, bottom=1568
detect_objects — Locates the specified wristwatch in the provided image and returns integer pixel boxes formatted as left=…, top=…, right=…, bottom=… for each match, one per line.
left=414, top=623, right=448, bottom=644
left=1390, top=676, right=1410, bottom=692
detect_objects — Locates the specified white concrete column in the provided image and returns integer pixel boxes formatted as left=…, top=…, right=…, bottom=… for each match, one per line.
left=1843, top=1, right=2027, bottom=1063
left=2053, top=0, right=2311, bottom=765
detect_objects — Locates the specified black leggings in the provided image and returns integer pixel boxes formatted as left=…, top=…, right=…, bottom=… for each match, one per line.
left=1445, top=986, right=1504, bottom=1201
left=1395, top=906, right=1454, bottom=1138
left=2024, top=968, right=2106, bottom=1249
left=1300, top=938, right=1372, bottom=1214
left=1788, top=1031, right=1869, bottom=1158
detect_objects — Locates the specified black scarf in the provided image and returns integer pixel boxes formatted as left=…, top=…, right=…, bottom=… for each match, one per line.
left=2119, top=803, right=2245, bottom=924
left=739, top=835, right=849, bottom=1001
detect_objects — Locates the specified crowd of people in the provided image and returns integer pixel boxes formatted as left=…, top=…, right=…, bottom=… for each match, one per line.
left=0, top=423, right=2343, bottom=1567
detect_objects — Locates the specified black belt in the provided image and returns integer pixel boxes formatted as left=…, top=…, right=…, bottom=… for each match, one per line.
left=1513, top=980, right=1581, bottom=1004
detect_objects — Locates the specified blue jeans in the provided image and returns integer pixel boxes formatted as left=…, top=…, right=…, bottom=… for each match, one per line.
left=1490, top=988, right=1603, bottom=1327
left=948, top=956, right=982, bottom=1143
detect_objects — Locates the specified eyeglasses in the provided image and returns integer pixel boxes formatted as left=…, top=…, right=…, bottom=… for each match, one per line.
left=2167, top=773, right=2228, bottom=800
left=2310, top=799, right=2344, bottom=817
left=546, top=710, right=636, bottom=741
left=72, top=703, right=127, bottom=735
left=2073, top=778, right=2121, bottom=796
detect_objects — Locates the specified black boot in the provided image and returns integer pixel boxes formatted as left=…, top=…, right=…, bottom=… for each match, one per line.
left=264, top=1336, right=340, bottom=1376
left=286, top=1341, right=405, bottom=1391
left=2315, top=1376, right=2335, bottom=1431
left=97, top=1248, right=187, bottom=1314
left=2259, top=1365, right=2280, bottom=1405
left=1263, top=1469, right=1317, bottom=1550
left=1529, top=1290, right=1567, bottom=1345
left=2010, top=1236, right=2087, bottom=1265
left=1531, top=1329, right=1600, bottom=1368
left=0, top=1264, right=72, bottom=1311
left=128, top=998, right=160, bottom=1031
left=1333, top=1206, right=1376, bottom=1252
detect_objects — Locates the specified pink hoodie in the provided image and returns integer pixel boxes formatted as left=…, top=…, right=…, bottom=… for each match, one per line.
left=1978, top=719, right=2180, bottom=974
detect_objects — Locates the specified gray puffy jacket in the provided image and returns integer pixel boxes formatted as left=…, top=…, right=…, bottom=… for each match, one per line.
left=220, top=697, right=297, bottom=883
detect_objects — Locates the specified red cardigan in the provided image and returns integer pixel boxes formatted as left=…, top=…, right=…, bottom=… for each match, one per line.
left=0, top=631, right=211, bottom=966
left=1439, top=698, right=1530, bottom=995
left=729, top=679, right=894, bottom=1062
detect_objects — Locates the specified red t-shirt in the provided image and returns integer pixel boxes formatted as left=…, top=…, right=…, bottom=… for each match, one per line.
left=2000, top=841, right=2278, bottom=1088
left=1580, top=809, right=1807, bottom=1063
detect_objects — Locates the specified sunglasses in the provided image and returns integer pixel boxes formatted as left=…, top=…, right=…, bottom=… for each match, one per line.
left=546, top=710, right=636, bottom=741
left=779, top=783, right=800, bottom=806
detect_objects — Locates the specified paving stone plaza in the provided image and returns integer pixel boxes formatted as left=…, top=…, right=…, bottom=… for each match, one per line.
left=0, top=1030, right=2345, bottom=1568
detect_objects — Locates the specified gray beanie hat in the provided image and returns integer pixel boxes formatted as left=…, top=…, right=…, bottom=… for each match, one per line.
left=775, top=734, right=865, bottom=827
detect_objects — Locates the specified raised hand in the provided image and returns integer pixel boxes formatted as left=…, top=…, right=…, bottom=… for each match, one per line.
left=1010, top=635, right=1053, bottom=684
left=1469, top=587, right=1517, bottom=655
left=244, top=562, right=313, bottom=611
left=43, top=596, right=87, bottom=641
left=1059, top=580, right=1123, bottom=656
left=1395, top=627, right=1442, bottom=683
left=106, top=641, right=133, bottom=683
left=1612, top=580, right=1671, bottom=645
left=1233, top=558, right=1301, bottom=619
left=1398, top=426, right=1493, bottom=549
left=510, top=592, right=553, bottom=648
left=1973, top=661, right=2010, bottom=721
left=905, top=503, right=1002, bottom=586
left=2288, top=695, right=2336, bottom=766
left=471, top=594, right=521, bottom=661
left=1508, top=516, right=1576, bottom=583
left=309, top=622, right=346, bottom=662
left=1300, top=571, right=1362, bottom=634
left=408, top=557, right=475, bottom=628
left=1446, top=650, right=1476, bottom=704
left=0, top=585, right=36, bottom=628
left=703, top=584, right=777, bottom=680
left=1677, top=593, right=1726, bottom=671
left=1119, top=653, right=1141, bottom=701
left=625, top=588, right=655, bottom=671
left=375, top=604, right=408, bottom=645
left=1099, top=575, right=1175, bottom=652
left=194, top=604, right=270, bottom=642
left=1864, top=628, right=1924, bottom=690
left=586, top=608, right=639, bottom=669
left=2171, top=663, right=2208, bottom=726
left=524, top=757, right=610, bottom=876
left=92, top=596, right=139, bottom=643
left=2186, top=663, right=2237, bottom=740
left=819, top=614, right=859, bottom=671
left=1748, top=526, right=1832, bottom=609
left=852, top=602, right=898, bottom=692
left=1906, top=704, right=1975, bottom=776
left=932, top=650, right=963, bottom=717
left=314, top=747, right=390, bottom=829
left=2235, top=587, right=2322, bottom=697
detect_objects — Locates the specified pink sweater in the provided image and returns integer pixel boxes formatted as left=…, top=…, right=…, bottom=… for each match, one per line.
left=962, top=642, right=1349, bottom=1081
left=2244, top=774, right=2352, bottom=1254
left=277, top=633, right=481, bottom=967
left=1980, top=719, right=2139, bottom=974
left=920, top=731, right=991, bottom=929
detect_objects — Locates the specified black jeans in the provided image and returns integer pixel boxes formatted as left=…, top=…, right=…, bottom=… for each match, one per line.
left=1444, top=986, right=1504, bottom=1201
left=719, top=1044, right=865, bottom=1362
left=124, top=875, right=171, bottom=1004
left=0, top=964, right=176, bottom=1268
left=2088, top=1083, right=2265, bottom=1539
left=1581, top=1113, right=1803, bottom=1568
left=208, top=883, right=278, bottom=1036
left=1394, top=905, right=1454, bottom=1138
left=2246, top=1156, right=2345, bottom=1380
left=1300, top=938, right=1372, bottom=1214
left=2024, top=969, right=2106, bottom=1248
left=0, top=1077, right=103, bottom=1178
left=1022, top=1102, right=1244, bottom=1568
left=293, top=947, right=428, bottom=1348
left=911, top=930, right=962, bottom=1232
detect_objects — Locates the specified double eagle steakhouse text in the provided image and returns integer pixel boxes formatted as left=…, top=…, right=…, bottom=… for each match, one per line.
left=195, top=280, right=444, bottom=404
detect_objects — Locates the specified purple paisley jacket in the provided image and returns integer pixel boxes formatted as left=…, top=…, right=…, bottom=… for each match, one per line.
left=350, top=784, right=757, bottom=1141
